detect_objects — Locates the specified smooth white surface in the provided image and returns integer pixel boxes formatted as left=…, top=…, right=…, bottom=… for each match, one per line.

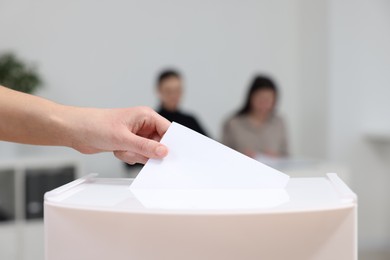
left=130, top=122, right=289, bottom=190
left=45, top=175, right=355, bottom=213
left=44, top=176, right=357, bottom=260
left=131, top=189, right=289, bottom=210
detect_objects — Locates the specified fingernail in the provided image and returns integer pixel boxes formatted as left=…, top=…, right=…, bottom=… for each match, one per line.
left=155, top=145, right=168, bottom=157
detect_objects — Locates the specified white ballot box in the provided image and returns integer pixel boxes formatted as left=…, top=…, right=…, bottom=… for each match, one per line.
left=44, top=173, right=357, bottom=260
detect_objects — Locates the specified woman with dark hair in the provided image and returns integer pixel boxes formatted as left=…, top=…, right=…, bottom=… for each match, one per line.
left=222, top=75, right=288, bottom=158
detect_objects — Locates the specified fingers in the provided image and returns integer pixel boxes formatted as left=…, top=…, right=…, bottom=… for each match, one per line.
left=132, top=111, right=169, bottom=158
left=114, top=134, right=168, bottom=164
left=152, top=112, right=171, bottom=137
left=129, top=134, right=168, bottom=159
left=114, top=151, right=149, bottom=165
left=113, top=107, right=171, bottom=164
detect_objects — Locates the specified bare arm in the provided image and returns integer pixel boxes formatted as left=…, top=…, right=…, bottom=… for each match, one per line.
left=0, top=86, right=170, bottom=164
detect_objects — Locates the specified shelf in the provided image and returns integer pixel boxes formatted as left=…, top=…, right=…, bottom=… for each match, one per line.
left=0, top=158, right=81, bottom=223
left=0, top=157, right=80, bottom=260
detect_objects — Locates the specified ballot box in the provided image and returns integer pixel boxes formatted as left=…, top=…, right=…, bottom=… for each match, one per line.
left=44, top=173, right=357, bottom=260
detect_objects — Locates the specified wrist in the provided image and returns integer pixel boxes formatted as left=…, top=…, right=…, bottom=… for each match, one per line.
left=49, top=104, right=82, bottom=149
left=55, top=105, right=105, bottom=154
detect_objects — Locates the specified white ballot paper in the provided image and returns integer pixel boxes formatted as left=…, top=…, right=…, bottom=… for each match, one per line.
left=130, top=122, right=290, bottom=210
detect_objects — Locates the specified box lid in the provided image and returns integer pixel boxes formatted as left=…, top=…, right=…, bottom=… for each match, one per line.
left=44, top=173, right=356, bottom=214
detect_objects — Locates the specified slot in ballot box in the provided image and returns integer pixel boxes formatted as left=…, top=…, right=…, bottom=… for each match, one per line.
left=44, top=173, right=357, bottom=260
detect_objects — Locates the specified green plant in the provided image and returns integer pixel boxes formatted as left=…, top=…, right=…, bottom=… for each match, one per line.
left=0, top=52, right=43, bottom=94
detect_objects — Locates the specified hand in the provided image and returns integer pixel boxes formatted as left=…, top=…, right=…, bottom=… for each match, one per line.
left=69, top=106, right=170, bottom=164
left=0, top=86, right=170, bottom=164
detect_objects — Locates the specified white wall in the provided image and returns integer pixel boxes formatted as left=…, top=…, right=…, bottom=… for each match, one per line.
left=298, top=0, right=329, bottom=158
left=328, top=0, right=390, bottom=250
left=0, top=0, right=303, bottom=175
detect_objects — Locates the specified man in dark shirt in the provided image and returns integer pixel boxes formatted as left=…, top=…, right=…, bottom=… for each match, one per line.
left=124, top=69, right=208, bottom=170
left=156, top=69, right=208, bottom=136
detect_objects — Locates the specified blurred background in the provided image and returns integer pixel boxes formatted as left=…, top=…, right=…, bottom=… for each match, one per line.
left=0, top=0, right=389, bottom=259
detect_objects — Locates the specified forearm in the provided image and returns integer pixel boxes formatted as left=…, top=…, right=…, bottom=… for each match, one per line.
left=0, top=86, right=169, bottom=163
left=0, top=86, right=74, bottom=148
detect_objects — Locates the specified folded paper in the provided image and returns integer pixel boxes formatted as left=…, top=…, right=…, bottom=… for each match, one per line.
left=131, top=122, right=289, bottom=190
left=129, top=122, right=290, bottom=210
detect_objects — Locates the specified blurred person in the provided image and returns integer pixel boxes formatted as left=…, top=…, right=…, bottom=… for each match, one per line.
left=156, top=69, right=208, bottom=136
left=0, top=86, right=170, bottom=165
left=125, top=69, right=208, bottom=170
left=222, top=75, right=288, bottom=158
